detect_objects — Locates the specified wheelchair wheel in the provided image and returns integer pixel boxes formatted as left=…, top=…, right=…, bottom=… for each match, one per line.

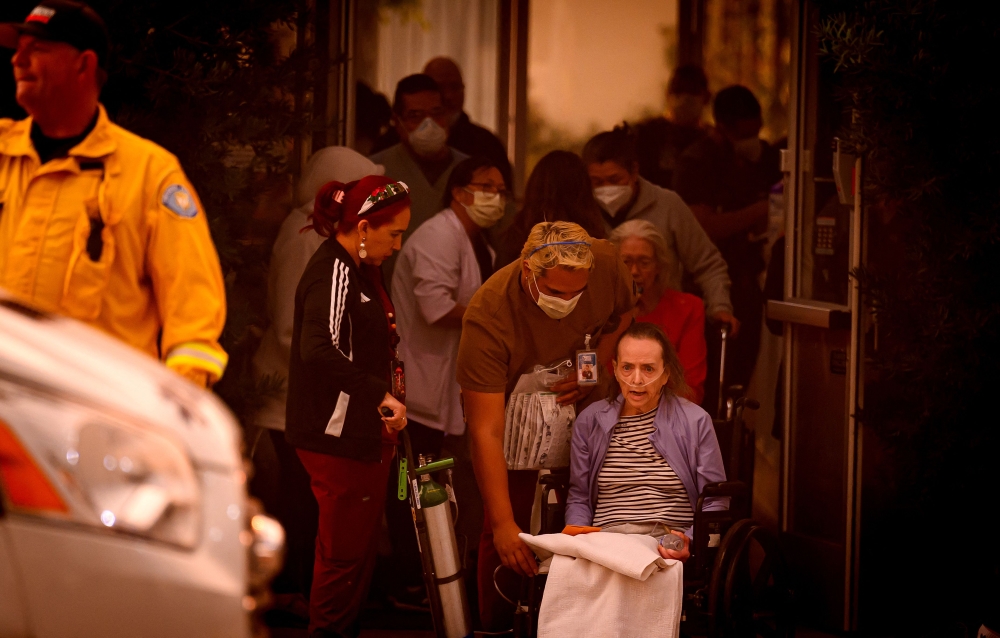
left=709, top=523, right=793, bottom=638
left=705, top=519, right=754, bottom=635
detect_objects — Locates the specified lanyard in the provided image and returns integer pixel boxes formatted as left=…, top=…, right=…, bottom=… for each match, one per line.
left=363, top=264, right=410, bottom=497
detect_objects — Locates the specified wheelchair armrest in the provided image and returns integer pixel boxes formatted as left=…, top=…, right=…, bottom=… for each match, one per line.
left=696, top=481, right=751, bottom=522
left=690, top=481, right=751, bottom=577
left=700, top=481, right=749, bottom=500
left=539, top=468, right=570, bottom=487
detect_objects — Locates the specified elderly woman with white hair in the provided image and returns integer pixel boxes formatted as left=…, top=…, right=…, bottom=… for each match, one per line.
left=609, top=219, right=707, bottom=403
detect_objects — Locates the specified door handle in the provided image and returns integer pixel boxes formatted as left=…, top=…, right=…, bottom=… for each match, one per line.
left=766, top=299, right=851, bottom=330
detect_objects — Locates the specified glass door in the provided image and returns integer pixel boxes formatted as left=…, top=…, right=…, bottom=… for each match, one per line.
left=769, top=0, right=865, bottom=631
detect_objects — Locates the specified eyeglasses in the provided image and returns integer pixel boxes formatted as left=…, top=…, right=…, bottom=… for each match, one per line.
left=466, top=182, right=510, bottom=199
left=400, top=108, right=446, bottom=127
left=591, top=175, right=633, bottom=187
left=621, top=256, right=657, bottom=270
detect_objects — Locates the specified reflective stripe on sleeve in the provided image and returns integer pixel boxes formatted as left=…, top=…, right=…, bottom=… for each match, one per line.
left=165, top=342, right=229, bottom=379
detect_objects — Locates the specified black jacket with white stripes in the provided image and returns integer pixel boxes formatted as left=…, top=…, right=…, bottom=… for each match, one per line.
left=285, top=237, right=393, bottom=462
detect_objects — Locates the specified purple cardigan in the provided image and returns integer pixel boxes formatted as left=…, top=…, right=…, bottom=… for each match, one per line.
left=565, top=392, right=728, bottom=539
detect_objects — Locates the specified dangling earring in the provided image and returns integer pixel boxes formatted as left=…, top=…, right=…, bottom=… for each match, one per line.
left=358, top=237, right=368, bottom=259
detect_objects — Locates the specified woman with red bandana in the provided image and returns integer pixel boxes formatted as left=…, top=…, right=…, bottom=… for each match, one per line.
left=284, top=175, right=411, bottom=637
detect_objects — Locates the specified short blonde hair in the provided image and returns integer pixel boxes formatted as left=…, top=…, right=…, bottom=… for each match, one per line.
left=608, top=219, right=672, bottom=288
left=520, top=221, right=594, bottom=277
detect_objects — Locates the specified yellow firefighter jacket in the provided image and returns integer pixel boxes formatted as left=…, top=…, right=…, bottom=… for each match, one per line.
left=0, top=105, right=227, bottom=386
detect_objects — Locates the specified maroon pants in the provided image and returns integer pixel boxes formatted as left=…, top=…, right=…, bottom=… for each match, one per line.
left=297, top=443, right=395, bottom=636
left=477, top=470, right=540, bottom=632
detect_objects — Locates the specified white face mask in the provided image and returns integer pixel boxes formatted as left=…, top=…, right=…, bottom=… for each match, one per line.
left=531, top=272, right=582, bottom=319
left=593, top=184, right=633, bottom=215
left=408, top=117, right=448, bottom=157
left=463, top=190, right=505, bottom=228
left=733, top=137, right=763, bottom=163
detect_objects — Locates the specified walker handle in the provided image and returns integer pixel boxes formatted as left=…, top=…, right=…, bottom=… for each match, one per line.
left=414, top=458, right=455, bottom=475
left=717, top=325, right=729, bottom=420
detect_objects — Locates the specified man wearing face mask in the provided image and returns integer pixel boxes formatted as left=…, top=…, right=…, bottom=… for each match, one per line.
left=633, top=64, right=711, bottom=189
left=370, top=58, right=512, bottom=191
left=583, top=126, right=737, bottom=338
left=456, top=221, right=636, bottom=631
left=673, top=85, right=782, bottom=404
left=370, top=74, right=467, bottom=280
left=387, top=156, right=507, bottom=606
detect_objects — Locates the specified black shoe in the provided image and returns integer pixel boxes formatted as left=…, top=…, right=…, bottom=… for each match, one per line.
left=262, top=592, right=309, bottom=629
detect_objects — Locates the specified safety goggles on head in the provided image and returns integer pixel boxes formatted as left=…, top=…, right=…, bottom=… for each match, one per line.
left=527, top=240, right=591, bottom=257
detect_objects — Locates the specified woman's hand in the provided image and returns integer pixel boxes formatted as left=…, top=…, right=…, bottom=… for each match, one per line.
left=379, top=393, right=407, bottom=431
left=657, top=530, right=691, bottom=563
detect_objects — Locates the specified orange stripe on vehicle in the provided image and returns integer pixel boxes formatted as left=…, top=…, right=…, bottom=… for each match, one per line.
left=0, top=418, right=68, bottom=513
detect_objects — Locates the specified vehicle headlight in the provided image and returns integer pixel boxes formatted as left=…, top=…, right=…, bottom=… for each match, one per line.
left=0, top=379, right=201, bottom=549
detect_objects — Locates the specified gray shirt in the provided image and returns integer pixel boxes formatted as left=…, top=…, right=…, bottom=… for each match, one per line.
left=604, top=177, right=733, bottom=315
left=370, top=144, right=468, bottom=284
left=369, top=144, right=468, bottom=240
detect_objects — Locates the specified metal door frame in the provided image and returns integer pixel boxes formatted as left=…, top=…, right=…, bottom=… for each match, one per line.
left=778, top=0, right=865, bottom=630
left=497, top=0, right=529, bottom=198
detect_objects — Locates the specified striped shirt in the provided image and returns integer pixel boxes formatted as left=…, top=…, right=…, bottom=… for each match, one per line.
left=592, top=407, right=694, bottom=529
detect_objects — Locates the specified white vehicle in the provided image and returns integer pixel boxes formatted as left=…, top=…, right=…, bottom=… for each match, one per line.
left=0, top=293, right=283, bottom=638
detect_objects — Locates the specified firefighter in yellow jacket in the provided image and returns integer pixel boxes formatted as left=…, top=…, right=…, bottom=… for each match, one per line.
left=0, top=0, right=227, bottom=387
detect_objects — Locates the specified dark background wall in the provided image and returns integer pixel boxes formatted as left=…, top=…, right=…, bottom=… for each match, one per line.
left=0, top=2, right=33, bottom=120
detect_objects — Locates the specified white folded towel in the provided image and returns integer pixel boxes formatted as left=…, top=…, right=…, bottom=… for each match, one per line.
left=519, top=532, right=683, bottom=637
left=519, top=531, right=672, bottom=580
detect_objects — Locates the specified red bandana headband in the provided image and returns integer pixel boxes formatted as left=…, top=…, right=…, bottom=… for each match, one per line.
left=357, top=181, right=409, bottom=217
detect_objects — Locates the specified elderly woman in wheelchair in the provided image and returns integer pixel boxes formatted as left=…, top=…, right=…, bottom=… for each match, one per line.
left=514, top=322, right=792, bottom=637
left=565, top=320, right=727, bottom=558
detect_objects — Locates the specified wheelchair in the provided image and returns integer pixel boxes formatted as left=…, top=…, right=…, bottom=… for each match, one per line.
left=508, top=328, right=795, bottom=638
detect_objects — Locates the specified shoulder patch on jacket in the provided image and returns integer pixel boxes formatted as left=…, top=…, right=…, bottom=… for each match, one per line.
left=162, top=184, right=199, bottom=218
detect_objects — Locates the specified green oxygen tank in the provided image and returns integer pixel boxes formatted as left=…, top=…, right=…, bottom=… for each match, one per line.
left=418, top=457, right=450, bottom=509
left=416, top=455, right=471, bottom=638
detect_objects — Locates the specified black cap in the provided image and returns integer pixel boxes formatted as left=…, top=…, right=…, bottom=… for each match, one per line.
left=0, top=1, right=109, bottom=70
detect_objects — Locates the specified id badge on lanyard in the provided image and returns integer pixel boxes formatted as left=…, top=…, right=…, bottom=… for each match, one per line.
left=576, top=333, right=599, bottom=386
left=386, top=309, right=411, bottom=501
left=387, top=311, right=406, bottom=401
left=391, top=357, right=406, bottom=401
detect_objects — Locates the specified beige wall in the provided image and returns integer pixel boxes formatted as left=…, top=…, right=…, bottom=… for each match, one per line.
left=367, top=0, right=500, bottom=133
left=528, top=0, right=679, bottom=138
